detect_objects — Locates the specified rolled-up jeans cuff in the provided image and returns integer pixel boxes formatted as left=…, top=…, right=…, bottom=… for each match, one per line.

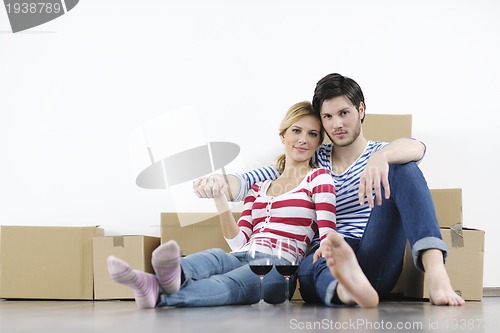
left=324, top=280, right=339, bottom=307
left=412, top=237, right=448, bottom=272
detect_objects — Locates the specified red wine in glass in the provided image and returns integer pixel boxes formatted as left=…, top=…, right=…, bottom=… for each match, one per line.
left=250, top=265, right=273, bottom=276
left=275, top=265, right=298, bottom=277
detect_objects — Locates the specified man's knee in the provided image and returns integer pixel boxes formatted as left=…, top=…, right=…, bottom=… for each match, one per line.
left=388, top=162, right=427, bottom=188
left=389, top=161, right=418, bottom=176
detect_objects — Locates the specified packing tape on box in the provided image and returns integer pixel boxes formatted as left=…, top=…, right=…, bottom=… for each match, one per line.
left=113, top=236, right=125, bottom=247
left=450, top=224, right=464, bottom=248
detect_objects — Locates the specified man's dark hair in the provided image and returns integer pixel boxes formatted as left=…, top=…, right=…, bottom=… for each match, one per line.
left=312, top=73, right=366, bottom=122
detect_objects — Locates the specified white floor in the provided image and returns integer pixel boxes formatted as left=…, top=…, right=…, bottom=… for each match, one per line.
left=1, top=297, right=499, bottom=333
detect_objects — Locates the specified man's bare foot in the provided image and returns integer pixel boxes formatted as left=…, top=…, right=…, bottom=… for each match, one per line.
left=322, top=231, right=379, bottom=308
left=421, top=249, right=465, bottom=306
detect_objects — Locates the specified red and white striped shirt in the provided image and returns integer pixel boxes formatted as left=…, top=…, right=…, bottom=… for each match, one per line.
left=227, top=168, right=336, bottom=259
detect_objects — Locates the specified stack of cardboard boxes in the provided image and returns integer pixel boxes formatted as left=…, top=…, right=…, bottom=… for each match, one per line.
left=0, top=114, right=484, bottom=301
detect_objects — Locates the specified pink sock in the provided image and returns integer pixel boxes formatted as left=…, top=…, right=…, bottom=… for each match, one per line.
left=107, top=256, right=159, bottom=309
left=152, top=240, right=182, bottom=294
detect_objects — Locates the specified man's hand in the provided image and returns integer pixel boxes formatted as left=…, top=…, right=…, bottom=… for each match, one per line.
left=358, top=150, right=390, bottom=208
left=358, top=138, right=425, bottom=207
left=193, top=174, right=229, bottom=199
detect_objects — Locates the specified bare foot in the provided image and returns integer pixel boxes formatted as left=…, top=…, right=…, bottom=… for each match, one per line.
left=422, top=249, right=465, bottom=306
left=322, top=231, right=379, bottom=308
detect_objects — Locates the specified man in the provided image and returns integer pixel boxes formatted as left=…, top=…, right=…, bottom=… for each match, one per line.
left=194, top=73, right=464, bottom=307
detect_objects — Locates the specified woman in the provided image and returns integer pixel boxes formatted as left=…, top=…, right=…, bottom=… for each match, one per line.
left=107, top=101, right=337, bottom=308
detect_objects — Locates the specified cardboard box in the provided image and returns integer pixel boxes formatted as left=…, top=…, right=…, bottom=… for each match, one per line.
left=93, top=235, right=161, bottom=300
left=161, top=213, right=239, bottom=254
left=403, top=227, right=485, bottom=301
left=430, top=188, right=462, bottom=228
left=363, top=114, right=412, bottom=142
left=0, top=225, right=103, bottom=300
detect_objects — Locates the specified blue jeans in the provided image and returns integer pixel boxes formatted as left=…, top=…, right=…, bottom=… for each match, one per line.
left=298, top=162, right=448, bottom=306
left=156, top=248, right=295, bottom=307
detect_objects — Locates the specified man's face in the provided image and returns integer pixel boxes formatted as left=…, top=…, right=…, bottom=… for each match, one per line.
left=320, top=96, right=364, bottom=147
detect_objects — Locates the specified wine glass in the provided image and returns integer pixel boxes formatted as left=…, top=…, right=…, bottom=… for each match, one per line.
left=247, top=238, right=273, bottom=306
left=275, top=238, right=300, bottom=305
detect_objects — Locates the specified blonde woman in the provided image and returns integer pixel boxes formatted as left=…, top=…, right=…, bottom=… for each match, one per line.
left=107, top=101, right=341, bottom=308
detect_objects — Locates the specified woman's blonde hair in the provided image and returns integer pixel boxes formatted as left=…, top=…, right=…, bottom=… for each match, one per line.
left=274, top=101, right=324, bottom=174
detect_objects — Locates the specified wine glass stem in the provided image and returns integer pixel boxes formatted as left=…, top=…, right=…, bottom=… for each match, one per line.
left=260, top=276, right=264, bottom=304
left=285, top=277, right=290, bottom=304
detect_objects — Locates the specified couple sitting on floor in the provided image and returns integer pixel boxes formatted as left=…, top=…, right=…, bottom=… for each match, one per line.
left=107, top=73, right=464, bottom=308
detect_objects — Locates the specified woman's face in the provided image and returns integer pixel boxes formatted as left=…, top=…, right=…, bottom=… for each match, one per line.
left=281, top=115, right=321, bottom=166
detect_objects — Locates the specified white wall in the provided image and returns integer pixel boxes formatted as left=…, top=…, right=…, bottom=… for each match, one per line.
left=1, top=0, right=498, bottom=287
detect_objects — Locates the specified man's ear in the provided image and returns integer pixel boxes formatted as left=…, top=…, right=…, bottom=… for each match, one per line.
left=359, top=102, right=366, bottom=122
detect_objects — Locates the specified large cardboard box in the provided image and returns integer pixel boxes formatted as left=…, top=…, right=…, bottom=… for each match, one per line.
left=430, top=188, right=462, bottom=228
left=93, top=235, right=160, bottom=300
left=363, top=114, right=412, bottom=142
left=403, top=227, right=485, bottom=301
left=0, top=225, right=103, bottom=300
left=161, top=213, right=238, bottom=254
